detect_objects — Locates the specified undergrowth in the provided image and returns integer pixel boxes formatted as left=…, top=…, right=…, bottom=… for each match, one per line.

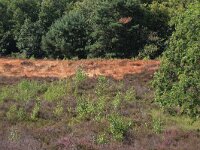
left=0, top=70, right=199, bottom=148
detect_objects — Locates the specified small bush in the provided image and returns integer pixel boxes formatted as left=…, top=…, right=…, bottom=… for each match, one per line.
left=94, top=96, right=107, bottom=121
left=44, top=80, right=67, bottom=102
left=6, top=104, right=18, bottom=121
left=112, top=92, right=122, bottom=110
left=53, top=101, right=64, bottom=117
left=138, top=44, right=159, bottom=59
left=0, top=86, right=13, bottom=103
left=14, top=80, right=46, bottom=101
left=74, top=68, right=87, bottom=85
left=73, top=69, right=87, bottom=96
left=108, top=114, right=132, bottom=141
left=30, top=98, right=41, bottom=121
left=6, top=105, right=26, bottom=121
left=76, top=96, right=95, bottom=120
left=95, top=76, right=108, bottom=97
left=124, top=87, right=136, bottom=102
left=152, top=117, right=163, bottom=134
left=96, top=133, right=108, bottom=144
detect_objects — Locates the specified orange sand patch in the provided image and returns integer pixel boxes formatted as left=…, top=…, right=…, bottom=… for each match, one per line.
left=0, top=58, right=160, bottom=80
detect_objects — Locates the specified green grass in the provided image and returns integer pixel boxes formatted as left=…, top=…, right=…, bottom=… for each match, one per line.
left=151, top=109, right=200, bottom=131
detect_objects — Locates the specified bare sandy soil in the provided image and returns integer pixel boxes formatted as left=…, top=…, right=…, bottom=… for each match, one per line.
left=0, top=58, right=159, bottom=80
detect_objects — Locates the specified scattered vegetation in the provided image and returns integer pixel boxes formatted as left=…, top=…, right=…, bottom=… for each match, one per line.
left=0, top=70, right=199, bottom=149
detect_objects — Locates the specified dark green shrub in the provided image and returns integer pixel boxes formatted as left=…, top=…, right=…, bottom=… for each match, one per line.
left=42, top=10, right=90, bottom=59
left=16, top=19, right=45, bottom=58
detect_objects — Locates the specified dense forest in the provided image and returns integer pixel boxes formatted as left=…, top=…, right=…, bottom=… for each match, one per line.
left=0, top=0, right=198, bottom=59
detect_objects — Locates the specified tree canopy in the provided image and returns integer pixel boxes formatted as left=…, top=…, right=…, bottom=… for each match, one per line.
left=0, top=0, right=174, bottom=58
left=0, top=0, right=198, bottom=59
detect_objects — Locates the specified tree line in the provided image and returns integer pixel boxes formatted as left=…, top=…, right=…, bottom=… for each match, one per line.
left=0, top=0, right=193, bottom=59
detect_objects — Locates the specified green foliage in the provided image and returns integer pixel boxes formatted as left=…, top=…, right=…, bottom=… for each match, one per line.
left=151, top=0, right=198, bottom=26
left=6, top=104, right=18, bottom=121
left=76, top=96, right=95, bottom=120
left=14, top=80, right=46, bottom=101
left=1, top=0, right=41, bottom=56
left=1, top=77, right=138, bottom=144
left=152, top=117, right=163, bottom=134
left=44, top=80, right=67, bottom=102
left=124, top=87, right=136, bottom=102
left=0, top=0, right=18, bottom=55
left=94, top=96, right=106, bottom=121
left=108, top=114, right=132, bottom=141
left=96, top=133, right=108, bottom=144
left=0, top=0, right=75, bottom=58
left=42, top=10, right=90, bottom=59
left=0, top=0, right=174, bottom=58
left=112, top=92, right=122, bottom=110
left=16, top=19, right=44, bottom=58
left=138, top=44, right=159, bottom=59
left=86, top=0, right=150, bottom=58
left=95, top=76, right=108, bottom=96
left=74, top=68, right=87, bottom=85
left=151, top=109, right=200, bottom=131
left=73, top=69, right=87, bottom=96
left=30, top=98, right=41, bottom=121
left=0, top=86, right=12, bottom=103
left=39, top=0, right=73, bottom=31
left=6, top=105, right=26, bottom=121
left=53, top=101, right=64, bottom=117
left=153, top=2, right=200, bottom=117
left=0, top=80, right=46, bottom=102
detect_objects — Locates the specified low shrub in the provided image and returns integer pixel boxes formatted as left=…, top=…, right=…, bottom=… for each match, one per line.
left=53, top=101, right=64, bottom=117
left=124, top=87, right=136, bottom=102
left=14, top=80, right=46, bottom=101
left=73, top=68, right=87, bottom=97
left=76, top=96, right=95, bottom=120
left=6, top=104, right=26, bottom=122
left=108, top=114, right=132, bottom=141
left=30, top=98, right=41, bottom=121
left=152, top=117, right=163, bottom=134
left=112, top=92, right=122, bottom=110
left=44, top=80, right=67, bottom=102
